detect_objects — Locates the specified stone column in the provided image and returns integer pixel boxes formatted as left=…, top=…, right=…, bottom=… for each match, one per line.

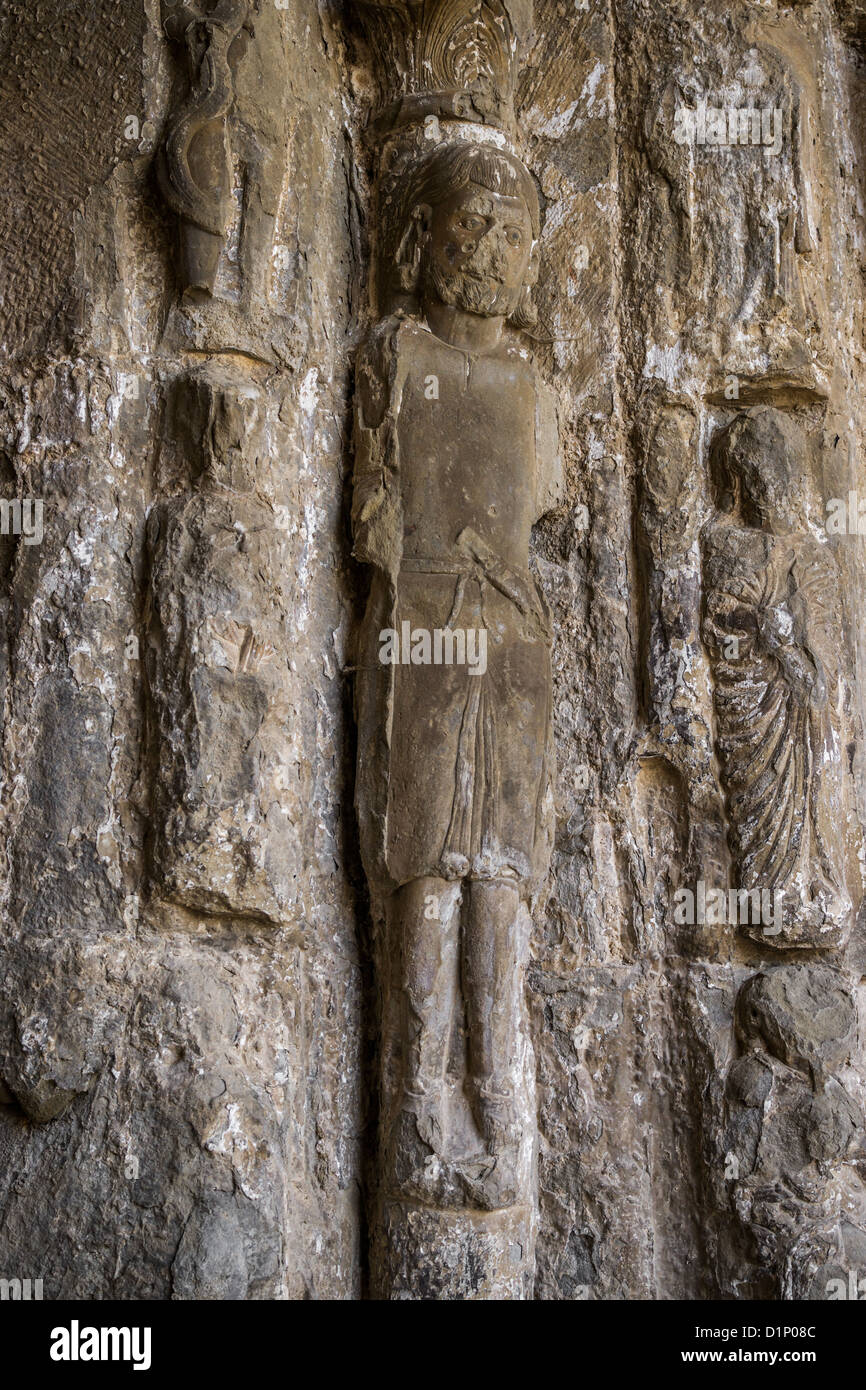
left=352, top=0, right=559, bottom=1299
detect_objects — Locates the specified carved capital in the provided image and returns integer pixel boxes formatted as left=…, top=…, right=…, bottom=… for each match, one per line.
left=356, top=0, right=532, bottom=136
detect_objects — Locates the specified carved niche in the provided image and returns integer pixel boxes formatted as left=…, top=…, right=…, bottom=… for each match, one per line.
left=700, top=409, right=861, bottom=951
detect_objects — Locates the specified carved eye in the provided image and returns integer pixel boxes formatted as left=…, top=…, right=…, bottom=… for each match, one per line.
left=458, top=216, right=484, bottom=232
left=506, top=228, right=523, bottom=247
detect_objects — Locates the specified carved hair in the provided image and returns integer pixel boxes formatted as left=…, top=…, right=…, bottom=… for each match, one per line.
left=395, top=142, right=540, bottom=329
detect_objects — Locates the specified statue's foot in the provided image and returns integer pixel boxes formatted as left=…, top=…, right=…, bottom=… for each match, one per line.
left=458, top=1080, right=522, bottom=1208
left=468, top=1081, right=519, bottom=1152
left=456, top=1146, right=520, bottom=1211
left=387, top=1096, right=454, bottom=1205
left=407, top=1087, right=444, bottom=1152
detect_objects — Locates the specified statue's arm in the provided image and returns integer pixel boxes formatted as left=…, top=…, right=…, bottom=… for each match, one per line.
left=704, top=568, right=827, bottom=706
left=534, top=377, right=564, bottom=520
left=352, top=319, right=405, bottom=575
left=757, top=604, right=827, bottom=706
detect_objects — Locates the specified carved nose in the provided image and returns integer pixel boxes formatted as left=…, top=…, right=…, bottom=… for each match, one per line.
left=488, top=240, right=510, bottom=276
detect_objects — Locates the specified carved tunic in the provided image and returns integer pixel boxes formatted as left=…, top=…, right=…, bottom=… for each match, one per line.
left=353, top=315, right=560, bottom=896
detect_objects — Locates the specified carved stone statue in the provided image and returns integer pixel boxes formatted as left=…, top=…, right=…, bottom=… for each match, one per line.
left=158, top=0, right=252, bottom=295
left=723, top=964, right=861, bottom=1296
left=157, top=0, right=293, bottom=362
left=353, top=141, right=561, bottom=1256
left=700, top=409, right=858, bottom=950
left=146, top=367, right=298, bottom=925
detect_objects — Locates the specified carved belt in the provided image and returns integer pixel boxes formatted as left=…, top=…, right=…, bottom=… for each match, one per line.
left=399, top=530, right=551, bottom=640
left=399, top=557, right=477, bottom=574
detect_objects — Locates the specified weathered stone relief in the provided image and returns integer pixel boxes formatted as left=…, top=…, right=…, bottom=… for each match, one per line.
left=356, top=0, right=532, bottom=137
left=146, top=366, right=300, bottom=924
left=158, top=0, right=294, bottom=360
left=356, top=142, right=561, bottom=1299
left=720, top=17, right=830, bottom=388
left=352, top=0, right=566, bottom=1299
left=618, top=0, right=866, bottom=1302
left=722, top=964, right=863, bottom=1296
left=2, top=0, right=866, bottom=1305
left=0, top=0, right=362, bottom=1300
left=158, top=0, right=253, bottom=294
left=701, top=409, right=862, bottom=951
left=630, top=6, right=836, bottom=402
left=635, top=390, right=712, bottom=786
left=696, top=410, right=865, bottom=1298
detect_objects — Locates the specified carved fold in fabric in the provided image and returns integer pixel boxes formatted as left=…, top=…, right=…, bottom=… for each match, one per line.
left=702, top=543, right=847, bottom=929
left=378, top=571, right=551, bottom=890
left=382, top=550, right=552, bottom=886
left=442, top=674, right=499, bottom=873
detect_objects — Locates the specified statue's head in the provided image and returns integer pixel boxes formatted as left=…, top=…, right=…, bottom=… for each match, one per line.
left=395, top=142, right=540, bottom=330
left=710, top=408, right=810, bottom=532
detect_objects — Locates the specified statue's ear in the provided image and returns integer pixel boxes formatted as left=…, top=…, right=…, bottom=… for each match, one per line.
left=395, top=203, right=431, bottom=293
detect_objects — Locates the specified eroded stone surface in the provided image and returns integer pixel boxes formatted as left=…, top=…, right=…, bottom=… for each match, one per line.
left=0, top=0, right=864, bottom=1302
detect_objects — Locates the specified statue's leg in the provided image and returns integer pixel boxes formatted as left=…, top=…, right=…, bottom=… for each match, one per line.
left=462, top=876, right=521, bottom=1151
left=388, top=875, right=458, bottom=1145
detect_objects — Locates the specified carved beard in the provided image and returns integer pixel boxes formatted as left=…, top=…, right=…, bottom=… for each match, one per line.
left=426, top=262, right=522, bottom=320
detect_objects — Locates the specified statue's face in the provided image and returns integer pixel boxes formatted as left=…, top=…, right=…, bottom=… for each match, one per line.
left=421, top=183, right=534, bottom=319
left=734, top=442, right=807, bottom=532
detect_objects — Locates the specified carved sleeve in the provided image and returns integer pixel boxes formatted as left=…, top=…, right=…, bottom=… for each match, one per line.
left=352, top=318, right=407, bottom=576
left=534, top=377, right=563, bottom=520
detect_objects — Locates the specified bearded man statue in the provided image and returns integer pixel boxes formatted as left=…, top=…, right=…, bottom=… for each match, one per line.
left=353, top=142, right=562, bottom=1214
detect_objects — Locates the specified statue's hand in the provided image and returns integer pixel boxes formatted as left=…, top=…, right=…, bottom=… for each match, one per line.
left=353, top=483, right=401, bottom=572
left=757, top=603, right=794, bottom=654
left=456, top=527, right=551, bottom=638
